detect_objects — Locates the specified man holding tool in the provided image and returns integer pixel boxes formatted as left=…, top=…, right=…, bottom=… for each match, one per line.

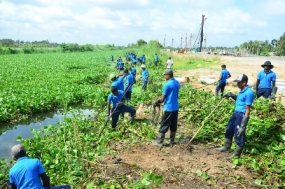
left=141, top=64, right=149, bottom=91
left=216, top=74, right=254, bottom=159
left=256, top=61, right=277, bottom=99
left=153, top=69, right=180, bottom=147
left=105, top=86, right=136, bottom=129
left=123, top=69, right=134, bottom=101
left=129, top=66, right=136, bottom=84
left=215, top=64, right=231, bottom=96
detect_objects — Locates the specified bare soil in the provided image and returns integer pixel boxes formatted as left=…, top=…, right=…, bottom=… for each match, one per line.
left=175, top=54, right=285, bottom=105
left=101, top=54, right=285, bottom=188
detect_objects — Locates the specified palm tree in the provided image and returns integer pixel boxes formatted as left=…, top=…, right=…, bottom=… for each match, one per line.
left=271, top=39, right=277, bottom=48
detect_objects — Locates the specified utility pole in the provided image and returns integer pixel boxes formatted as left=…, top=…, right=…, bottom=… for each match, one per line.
left=164, top=33, right=166, bottom=48
left=189, top=33, right=192, bottom=52
left=17, top=27, right=20, bottom=47
left=181, top=34, right=183, bottom=49
left=200, top=15, right=206, bottom=52
left=185, top=33, right=187, bottom=49
left=204, top=34, right=207, bottom=52
left=172, top=37, right=174, bottom=49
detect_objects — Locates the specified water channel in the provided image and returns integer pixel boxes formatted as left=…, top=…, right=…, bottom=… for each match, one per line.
left=0, top=108, right=96, bottom=161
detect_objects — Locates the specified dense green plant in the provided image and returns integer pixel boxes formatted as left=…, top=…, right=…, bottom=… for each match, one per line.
left=276, top=32, right=285, bottom=56
left=1, top=48, right=285, bottom=188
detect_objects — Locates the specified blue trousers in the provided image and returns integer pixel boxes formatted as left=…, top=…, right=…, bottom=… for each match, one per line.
left=154, top=60, right=158, bottom=66
left=225, top=111, right=246, bottom=146
left=111, top=105, right=136, bottom=128
left=257, top=88, right=271, bottom=98
left=132, top=74, right=136, bottom=84
left=215, top=81, right=226, bottom=96
left=142, top=80, right=148, bottom=91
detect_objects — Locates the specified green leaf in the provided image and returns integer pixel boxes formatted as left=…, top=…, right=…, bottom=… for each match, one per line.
left=151, top=175, right=163, bottom=184
left=254, top=179, right=262, bottom=186
left=233, top=159, right=239, bottom=165
left=196, top=170, right=202, bottom=176
left=280, top=134, right=285, bottom=141
left=86, top=182, right=94, bottom=189
left=141, top=178, right=151, bottom=186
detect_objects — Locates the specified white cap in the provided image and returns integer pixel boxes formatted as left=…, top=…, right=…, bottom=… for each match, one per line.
left=141, top=64, right=146, bottom=68
left=233, top=74, right=248, bottom=83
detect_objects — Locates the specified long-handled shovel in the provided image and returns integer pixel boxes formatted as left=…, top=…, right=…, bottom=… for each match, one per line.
left=185, top=98, right=225, bottom=149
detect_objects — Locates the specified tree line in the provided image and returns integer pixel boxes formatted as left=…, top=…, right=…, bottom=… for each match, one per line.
left=1, top=32, right=285, bottom=55
left=238, top=32, right=285, bottom=56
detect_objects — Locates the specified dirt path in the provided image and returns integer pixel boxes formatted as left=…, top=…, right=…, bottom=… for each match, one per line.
left=104, top=123, right=259, bottom=188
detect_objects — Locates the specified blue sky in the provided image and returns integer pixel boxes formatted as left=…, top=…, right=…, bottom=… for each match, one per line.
left=0, top=0, right=284, bottom=47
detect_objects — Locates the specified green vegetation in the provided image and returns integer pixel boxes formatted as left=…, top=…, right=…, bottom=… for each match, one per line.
left=0, top=47, right=285, bottom=188
left=276, top=32, right=285, bottom=56
left=238, top=32, right=285, bottom=56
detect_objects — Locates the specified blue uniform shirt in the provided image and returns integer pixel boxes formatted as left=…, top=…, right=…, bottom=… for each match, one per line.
left=115, top=76, right=124, bottom=91
left=220, top=69, right=230, bottom=83
left=141, top=56, right=146, bottom=63
left=108, top=90, right=125, bottom=108
left=133, top=54, right=137, bottom=60
left=154, top=55, right=158, bottom=61
left=9, top=157, right=46, bottom=189
left=131, top=67, right=136, bottom=75
left=125, top=74, right=134, bottom=92
left=257, top=70, right=276, bottom=88
left=118, top=62, right=124, bottom=69
left=235, top=86, right=254, bottom=113
left=142, top=69, right=149, bottom=82
left=162, top=78, right=180, bottom=112
left=111, top=78, right=124, bottom=91
left=131, top=57, right=136, bottom=63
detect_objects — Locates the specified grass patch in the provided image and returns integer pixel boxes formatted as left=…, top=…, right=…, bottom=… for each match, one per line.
left=172, top=54, right=221, bottom=70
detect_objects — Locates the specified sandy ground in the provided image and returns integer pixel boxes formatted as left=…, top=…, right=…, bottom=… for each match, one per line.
left=175, top=54, right=285, bottom=104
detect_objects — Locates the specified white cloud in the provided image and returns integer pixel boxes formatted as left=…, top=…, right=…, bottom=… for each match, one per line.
left=259, top=0, right=285, bottom=15
left=0, top=0, right=283, bottom=46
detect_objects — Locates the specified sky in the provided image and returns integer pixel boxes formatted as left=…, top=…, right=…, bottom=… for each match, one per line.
left=0, top=0, right=285, bottom=47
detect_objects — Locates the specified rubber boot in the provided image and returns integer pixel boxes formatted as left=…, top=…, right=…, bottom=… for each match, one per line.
left=170, top=131, right=176, bottom=147
left=227, top=145, right=243, bottom=159
left=216, top=138, right=232, bottom=152
left=152, top=132, right=165, bottom=147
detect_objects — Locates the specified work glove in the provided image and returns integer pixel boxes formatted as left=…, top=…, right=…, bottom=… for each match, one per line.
left=270, top=87, right=277, bottom=100
left=237, top=116, right=249, bottom=137
left=223, top=92, right=237, bottom=100
left=153, top=99, right=160, bottom=107
left=105, top=115, right=110, bottom=122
